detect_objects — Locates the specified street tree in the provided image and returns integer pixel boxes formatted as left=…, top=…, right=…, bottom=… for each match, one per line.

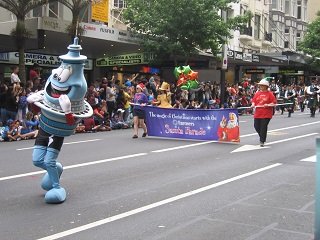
left=297, top=11, right=320, bottom=71
left=0, top=0, right=56, bottom=83
left=124, top=0, right=251, bottom=65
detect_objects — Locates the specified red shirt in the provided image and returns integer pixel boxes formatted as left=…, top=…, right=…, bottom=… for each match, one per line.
left=84, top=117, right=95, bottom=131
left=252, top=90, right=277, bottom=119
left=29, top=69, right=39, bottom=81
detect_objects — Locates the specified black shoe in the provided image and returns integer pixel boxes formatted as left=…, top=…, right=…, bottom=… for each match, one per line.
left=132, top=134, right=138, bottom=138
left=142, top=132, right=148, bottom=137
left=260, top=142, right=264, bottom=147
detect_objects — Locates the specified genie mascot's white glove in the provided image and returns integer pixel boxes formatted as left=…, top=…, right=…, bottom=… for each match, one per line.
left=59, top=95, right=72, bottom=114
left=27, top=90, right=44, bottom=103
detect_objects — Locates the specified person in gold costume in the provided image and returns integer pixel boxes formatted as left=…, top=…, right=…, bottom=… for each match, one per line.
left=152, top=82, right=172, bottom=108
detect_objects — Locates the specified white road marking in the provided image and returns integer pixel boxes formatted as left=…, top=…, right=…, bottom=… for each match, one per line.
left=231, top=133, right=318, bottom=153
left=16, top=139, right=103, bottom=151
left=265, top=133, right=318, bottom=146
left=300, top=155, right=316, bottom=162
left=37, top=163, right=282, bottom=240
left=0, top=153, right=147, bottom=182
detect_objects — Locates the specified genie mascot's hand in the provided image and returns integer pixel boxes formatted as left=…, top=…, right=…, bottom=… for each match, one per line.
left=27, top=90, right=44, bottom=103
left=59, top=95, right=76, bottom=126
left=59, top=95, right=71, bottom=114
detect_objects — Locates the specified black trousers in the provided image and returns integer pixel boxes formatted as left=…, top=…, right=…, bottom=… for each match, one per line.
left=254, top=118, right=271, bottom=143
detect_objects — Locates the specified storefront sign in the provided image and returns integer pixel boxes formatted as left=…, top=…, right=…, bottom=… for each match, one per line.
left=227, top=50, right=234, bottom=59
left=243, top=53, right=252, bottom=62
left=80, top=22, right=144, bottom=45
left=39, top=17, right=70, bottom=32
left=96, top=52, right=154, bottom=66
left=144, top=106, right=240, bottom=142
left=252, top=54, right=260, bottom=63
left=246, top=69, right=265, bottom=74
left=235, top=51, right=243, bottom=60
left=279, top=69, right=297, bottom=73
left=0, top=52, right=93, bottom=70
left=91, top=0, right=109, bottom=23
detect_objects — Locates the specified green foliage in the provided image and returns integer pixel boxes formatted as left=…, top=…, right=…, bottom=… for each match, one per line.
left=124, top=0, right=250, bottom=64
left=297, top=11, right=320, bottom=70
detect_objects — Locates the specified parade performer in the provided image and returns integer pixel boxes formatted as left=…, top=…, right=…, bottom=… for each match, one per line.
left=27, top=37, right=93, bottom=203
left=284, top=84, right=296, bottom=117
left=306, top=80, right=320, bottom=118
left=131, top=83, right=148, bottom=138
left=152, top=82, right=172, bottom=108
left=250, top=78, right=277, bottom=147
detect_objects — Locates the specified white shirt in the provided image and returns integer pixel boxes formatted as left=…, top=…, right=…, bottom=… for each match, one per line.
left=11, top=73, right=20, bottom=84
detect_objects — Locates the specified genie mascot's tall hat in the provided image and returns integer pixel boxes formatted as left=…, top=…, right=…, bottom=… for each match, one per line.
left=174, top=65, right=199, bottom=90
left=28, top=37, right=93, bottom=204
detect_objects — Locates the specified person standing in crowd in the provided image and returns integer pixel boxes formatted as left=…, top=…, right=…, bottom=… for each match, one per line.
left=250, top=79, right=277, bottom=147
left=131, top=83, right=148, bottom=138
left=284, top=84, right=296, bottom=117
left=5, top=85, right=19, bottom=121
left=29, top=63, right=41, bottom=81
left=10, top=65, right=20, bottom=85
left=0, top=83, right=8, bottom=124
left=32, top=76, right=43, bottom=92
left=106, top=80, right=117, bottom=117
left=306, top=80, right=320, bottom=117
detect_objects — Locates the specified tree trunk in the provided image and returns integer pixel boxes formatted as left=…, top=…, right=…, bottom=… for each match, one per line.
left=16, top=17, right=27, bottom=83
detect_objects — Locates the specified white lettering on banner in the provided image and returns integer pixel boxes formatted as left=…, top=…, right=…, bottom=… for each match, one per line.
left=252, top=55, right=260, bottom=62
left=0, top=53, right=9, bottom=61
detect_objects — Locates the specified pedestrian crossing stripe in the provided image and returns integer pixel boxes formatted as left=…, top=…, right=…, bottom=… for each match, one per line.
left=300, top=155, right=316, bottom=162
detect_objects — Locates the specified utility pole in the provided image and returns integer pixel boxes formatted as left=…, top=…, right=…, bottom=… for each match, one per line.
left=220, top=10, right=227, bottom=108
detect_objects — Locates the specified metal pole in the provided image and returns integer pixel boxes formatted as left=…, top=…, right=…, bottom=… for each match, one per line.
left=220, top=10, right=227, bottom=108
left=315, top=138, right=320, bottom=239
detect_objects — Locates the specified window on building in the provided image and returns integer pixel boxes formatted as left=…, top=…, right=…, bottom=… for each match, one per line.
left=114, top=0, right=127, bottom=8
left=285, top=28, right=289, bottom=34
left=303, top=0, right=307, bottom=21
left=297, top=32, right=301, bottom=38
left=297, top=0, right=301, bottom=19
left=285, top=0, right=290, bottom=15
left=48, top=2, right=59, bottom=18
left=284, top=41, right=289, bottom=48
left=271, top=0, right=277, bottom=9
left=280, top=0, right=283, bottom=11
left=33, top=6, right=43, bottom=17
left=292, top=0, right=296, bottom=17
left=254, top=14, right=261, bottom=39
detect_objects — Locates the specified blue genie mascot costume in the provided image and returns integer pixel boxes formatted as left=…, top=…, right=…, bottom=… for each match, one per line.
left=27, top=37, right=93, bottom=204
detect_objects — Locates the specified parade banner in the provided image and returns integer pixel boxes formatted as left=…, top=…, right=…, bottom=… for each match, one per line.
left=144, top=106, right=240, bottom=142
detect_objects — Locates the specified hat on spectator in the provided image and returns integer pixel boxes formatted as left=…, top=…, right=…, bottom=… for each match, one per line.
left=125, top=81, right=132, bottom=87
left=136, top=83, right=145, bottom=91
left=117, top=108, right=125, bottom=113
left=7, top=119, right=14, bottom=125
left=159, top=82, right=170, bottom=91
left=257, top=79, right=269, bottom=87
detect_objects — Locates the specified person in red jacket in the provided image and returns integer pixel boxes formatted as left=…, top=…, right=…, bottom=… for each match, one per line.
left=250, top=79, right=277, bottom=147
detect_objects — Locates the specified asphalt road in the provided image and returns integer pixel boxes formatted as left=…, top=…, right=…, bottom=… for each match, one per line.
left=0, top=110, right=318, bottom=240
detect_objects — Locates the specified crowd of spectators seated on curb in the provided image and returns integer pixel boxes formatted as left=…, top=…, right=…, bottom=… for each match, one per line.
left=0, top=66, right=313, bottom=142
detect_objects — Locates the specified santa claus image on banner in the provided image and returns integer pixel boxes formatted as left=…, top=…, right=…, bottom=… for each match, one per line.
left=226, top=112, right=240, bottom=142
left=217, top=115, right=227, bottom=141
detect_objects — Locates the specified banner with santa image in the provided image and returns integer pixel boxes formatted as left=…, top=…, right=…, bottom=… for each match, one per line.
left=144, top=106, right=240, bottom=142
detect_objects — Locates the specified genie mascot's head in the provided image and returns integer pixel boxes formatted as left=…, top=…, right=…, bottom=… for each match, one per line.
left=44, top=37, right=87, bottom=104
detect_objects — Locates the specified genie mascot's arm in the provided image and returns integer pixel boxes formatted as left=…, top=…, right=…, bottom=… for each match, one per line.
left=27, top=90, right=44, bottom=113
left=59, top=95, right=76, bottom=126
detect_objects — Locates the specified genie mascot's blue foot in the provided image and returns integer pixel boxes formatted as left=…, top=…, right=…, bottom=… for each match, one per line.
left=45, top=187, right=66, bottom=204
left=41, top=162, right=63, bottom=191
